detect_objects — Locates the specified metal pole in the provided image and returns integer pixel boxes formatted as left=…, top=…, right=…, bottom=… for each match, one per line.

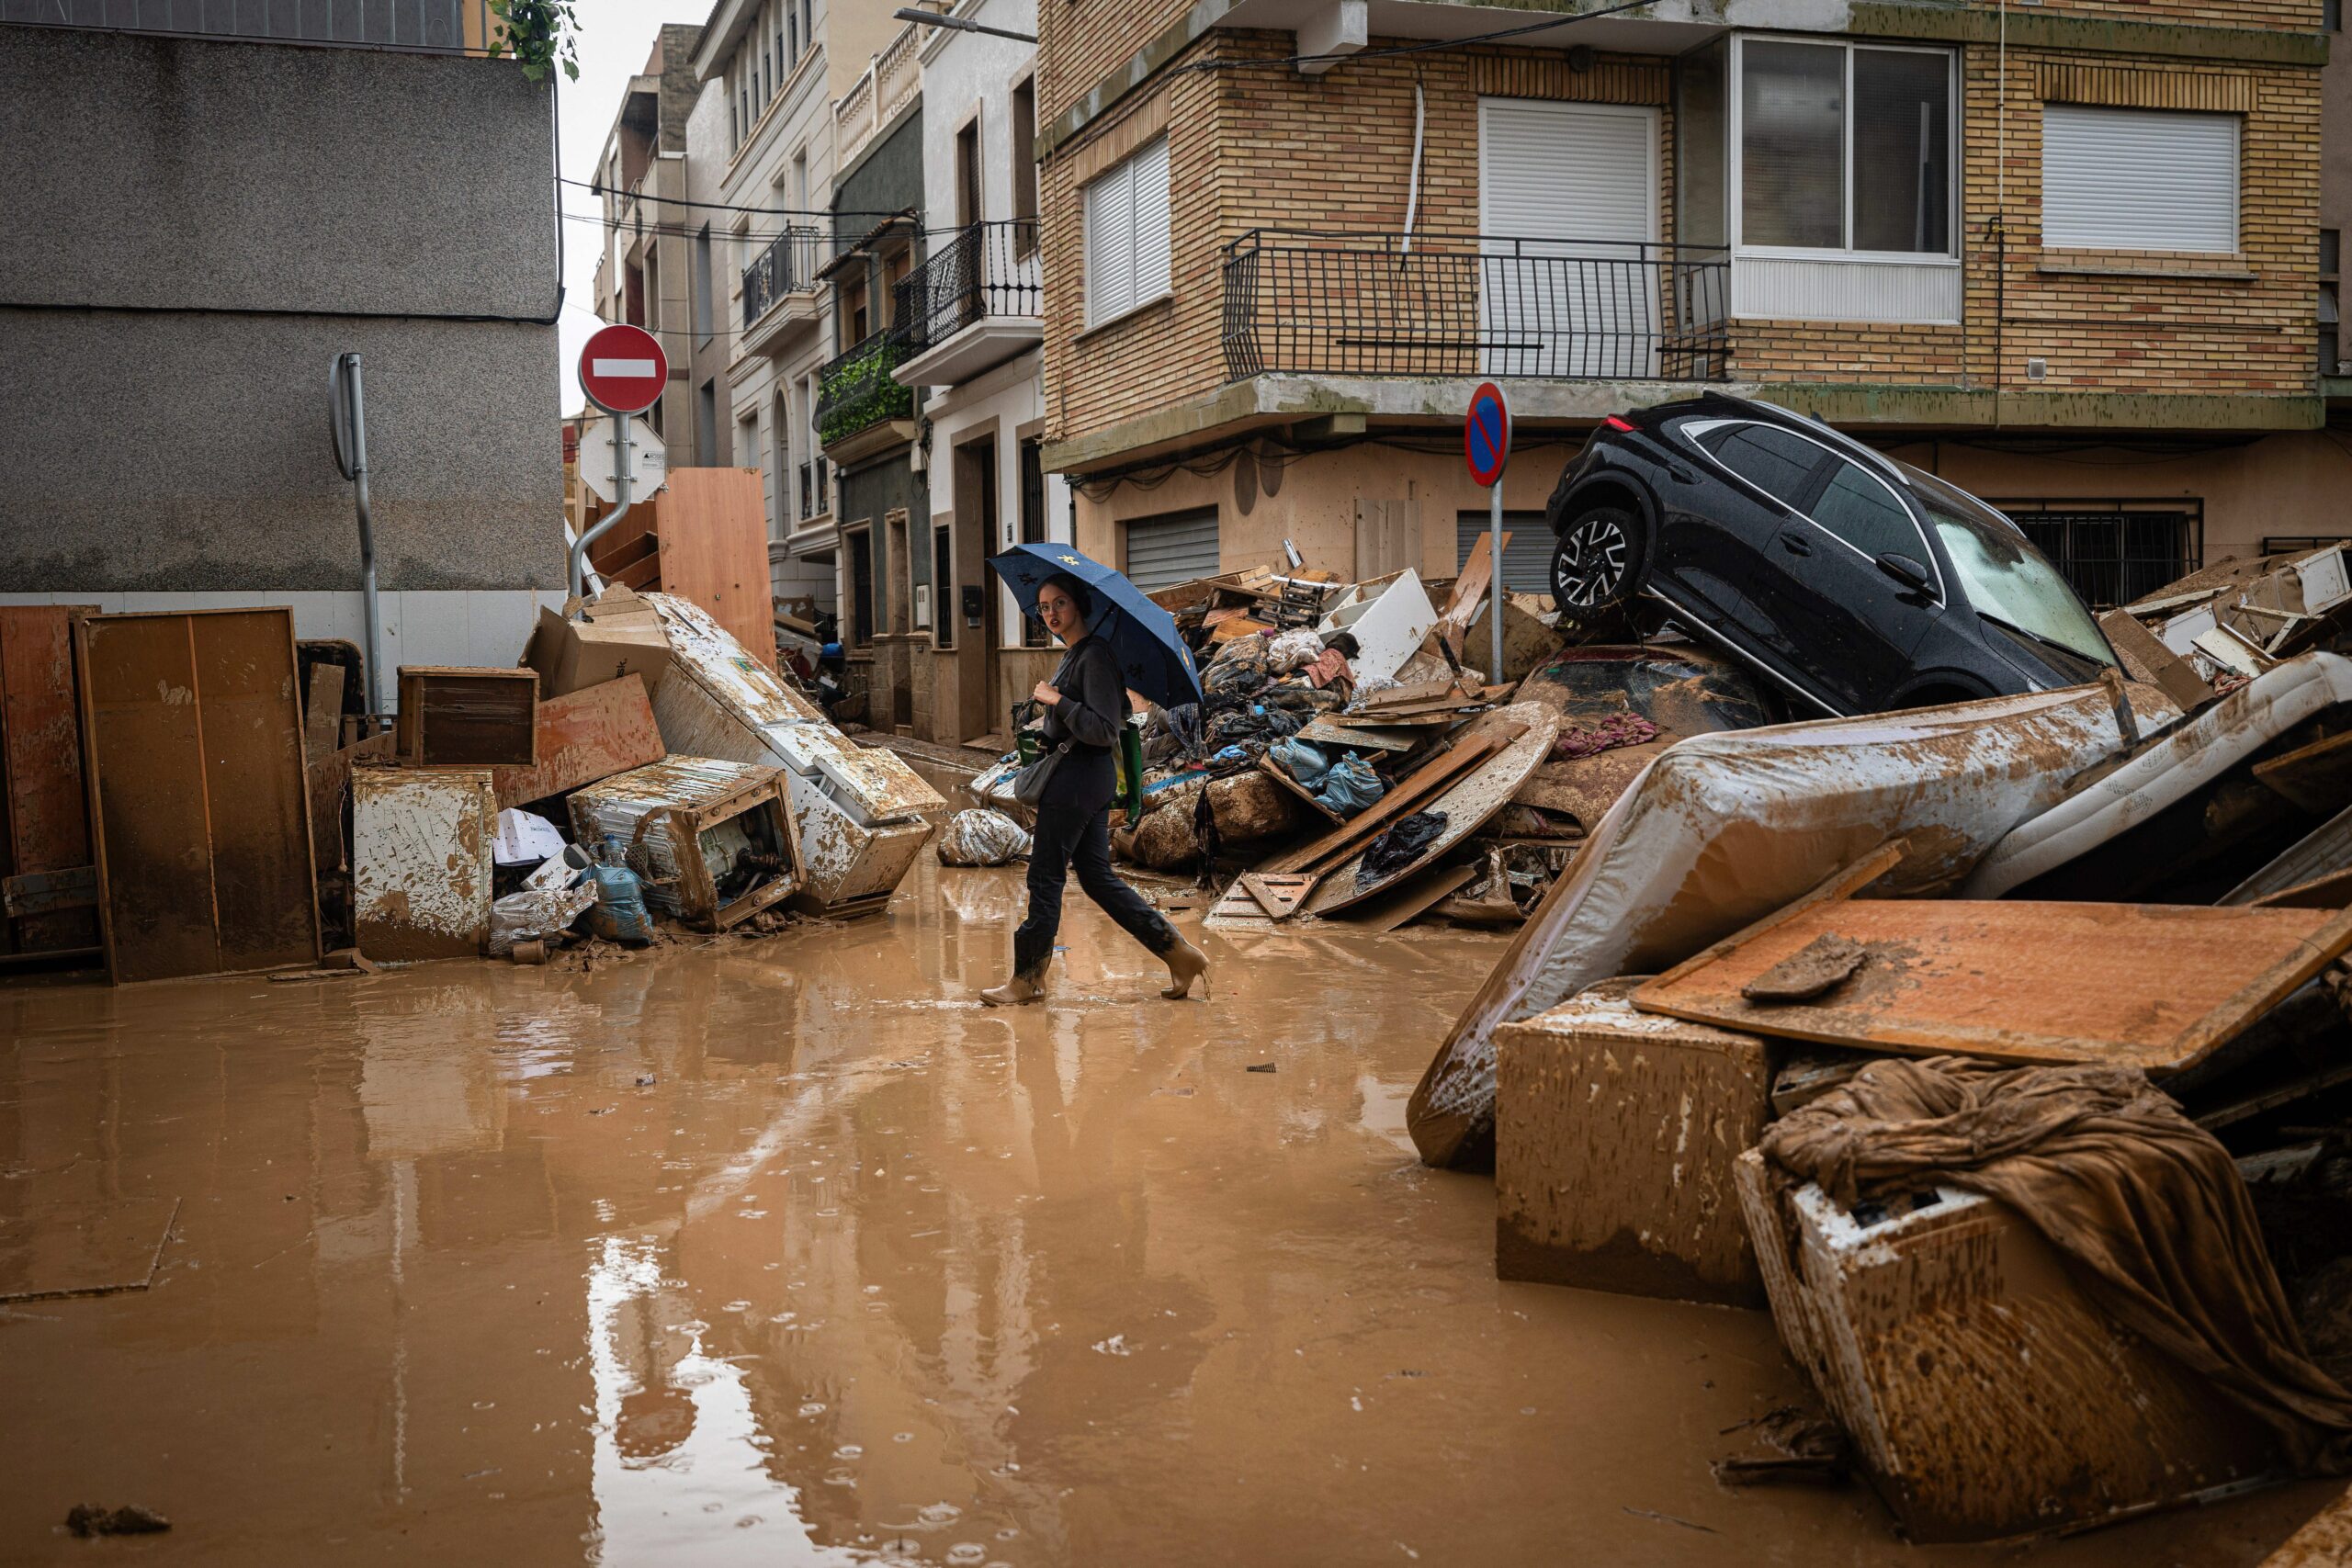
left=568, top=410, right=634, bottom=602
left=1487, top=480, right=1504, bottom=683
left=346, top=355, right=387, bottom=724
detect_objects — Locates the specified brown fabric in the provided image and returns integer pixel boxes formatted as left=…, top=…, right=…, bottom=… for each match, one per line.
left=1758, top=1055, right=2352, bottom=1474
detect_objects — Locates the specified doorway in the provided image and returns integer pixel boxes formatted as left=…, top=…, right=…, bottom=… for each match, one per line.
left=953, top=434, right=1003, bottom=742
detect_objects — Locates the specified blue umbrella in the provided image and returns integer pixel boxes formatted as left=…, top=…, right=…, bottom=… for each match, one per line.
left=986, top=543, right=1204, bottom=710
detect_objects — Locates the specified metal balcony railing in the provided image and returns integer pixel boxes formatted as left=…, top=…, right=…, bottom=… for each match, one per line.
left=890, top=220, right=1042, bottom=353
left=814, top=328, right=916, bottom=448
left=741, top=227, right=824, bottom=329
left=4, top=0, right=494, bottom=51
left=1220, top=229, right=1733, bottom=384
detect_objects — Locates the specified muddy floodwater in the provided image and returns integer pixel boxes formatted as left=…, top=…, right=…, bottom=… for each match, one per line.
left=0, top=860, right=2335, bottom=1564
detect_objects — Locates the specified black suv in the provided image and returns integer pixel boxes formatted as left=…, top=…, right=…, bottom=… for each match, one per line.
left=1543, top=394, right=2117, bottom=716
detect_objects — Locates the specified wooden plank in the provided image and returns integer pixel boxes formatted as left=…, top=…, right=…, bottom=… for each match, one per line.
left=1255, top=754, right=1345, bottom=825
left=652, top=468, right=777, bottom=671
left=2253, top=866, right=2352, bottom=908
left=488, top=674, right=666, bottom=810
left=1238, top=872, right=1317, bottom=919
left=1633, top=891, right=2352, bottom=1075
left=1295, top=715, right=1420, bottom=752
left=302, top=660, right=344, bottom=765
left=1304, top=707, right=1555, bottom=915
left=189, top=611, right=320, bottom=975
left=0, top=1195, right=179, bottom=1303
left=1257, top=729, right=1505, bottom=876
left=79, top=615, right=218, bottom=982
left=1327, top=862, right=1477, bottom=932
left=2253, top=728, right=2352, bottom=816
left=0, top=606, right=97, bottom=953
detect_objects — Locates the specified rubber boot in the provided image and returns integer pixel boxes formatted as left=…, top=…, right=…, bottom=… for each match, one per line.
left=1160, top=935, right=1212, bottom=1000
left=981, top=959, right=1049, bottom=1007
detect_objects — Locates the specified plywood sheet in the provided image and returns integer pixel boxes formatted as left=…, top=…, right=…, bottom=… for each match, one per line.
left=654, top=468, right=775, bottom=671
left=0, top=1195, right=178, bottom=1303
left=79, top=610, right=318, bottom=982
left=1636, top=897, right=2352, bottom=1073
left=0, top=606, right=96, bottom=953
left=489, top=674, right=665, bottom=809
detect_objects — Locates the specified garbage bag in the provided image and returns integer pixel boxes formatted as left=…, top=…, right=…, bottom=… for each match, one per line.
left=1315, top=752, right=1387, bottom=817
left=1759, top=1055, right=2352, bottom=1473
left=937, top=808, right=1033, bottom=866
left=1271, top=738, right=1332, bottom=790
left=583, top=860, right=656, bottom=946
left=1267, top=627, right=1324, bottom=673
left=489, top=883, right=598, bottom=957
left=1360, top=810, right=1446, bottom=882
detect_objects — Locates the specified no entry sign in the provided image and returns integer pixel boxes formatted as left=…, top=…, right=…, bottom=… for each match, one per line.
left=1464, top=381, right=1511, bottom=487
left=580, top=322, right=667, bottom=417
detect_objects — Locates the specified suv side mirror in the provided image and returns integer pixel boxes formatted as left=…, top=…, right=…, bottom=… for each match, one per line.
left=1876, top=552, right=1938, bottom=598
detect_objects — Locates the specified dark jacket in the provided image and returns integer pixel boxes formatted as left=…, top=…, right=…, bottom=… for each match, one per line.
left=1040, top=635, right=1126, bottom=811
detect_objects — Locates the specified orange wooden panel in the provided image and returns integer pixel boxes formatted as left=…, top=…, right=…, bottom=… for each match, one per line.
left=487, top=674, right=665, bottom=810
left=80, top=615, right=218, bottom=982
left=190, top=611, right=319, bottom=974
left=652, top=468, right=775, bottom=670
left=1634, top=897, right=2352, bottom=1074
left=0, top=607, right=96, bottom=953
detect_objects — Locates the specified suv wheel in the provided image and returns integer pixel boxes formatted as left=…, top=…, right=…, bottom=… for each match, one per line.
left=1549, top=504, right=1650, bottom=639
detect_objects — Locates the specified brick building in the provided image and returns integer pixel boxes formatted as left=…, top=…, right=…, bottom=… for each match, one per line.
left=1035, top=0, right=2339, bottom=613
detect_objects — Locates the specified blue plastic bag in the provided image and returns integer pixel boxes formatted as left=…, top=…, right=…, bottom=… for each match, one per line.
left=1271, top=737, right=1331, bottom=790
left=1315, top=752, right=1386, bottom=817
left=584, top=838, right=656, bottom=946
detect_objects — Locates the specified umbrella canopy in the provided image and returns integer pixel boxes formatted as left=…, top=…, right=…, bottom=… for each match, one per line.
left=985, top=543, right=1204, bottom=710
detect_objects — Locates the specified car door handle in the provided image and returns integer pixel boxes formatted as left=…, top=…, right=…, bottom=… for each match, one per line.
left=1668, top=466, right=1696, bottom=485
left=1780, top=533, right=1813, bottom=557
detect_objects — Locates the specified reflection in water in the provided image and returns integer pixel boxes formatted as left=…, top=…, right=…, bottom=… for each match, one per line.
left=0, top=861, right=2332, bottom=1567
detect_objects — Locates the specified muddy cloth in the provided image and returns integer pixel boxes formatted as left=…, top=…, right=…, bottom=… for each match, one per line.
left=1554, top=711, right=1661, bottom=761
left=1162, top=702, right=1205, bottom=759
left=1361, top=811, right=1447, bottom=883
left=1758, top=1056, right=2352, bottom=1473
left=1012, top=804, right=1177, bottom=978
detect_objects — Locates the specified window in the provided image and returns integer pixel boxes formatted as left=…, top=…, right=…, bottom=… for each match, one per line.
left=772, top=388, right=792, bottom=541
left=881, top=246, right=914, bottom=328
left=933, top=525, right=953, bottom=647
left=957, top=118, right=983, bottom=228
left=1083, top=136, right=1171, bottom=327
left=1020, top=440, right=1048, bottom=647
left=2323, top=228, right=2340, bottom=377
left=2003, top=498, right=2205, bottom=611
left=844, top=276, right=870, bottom=344
left=848, top=528, right=876, bottom=647
left=1696, top=422, right=1826, bottom=506
left=1738, top=39, right=1951, bottom=255
left=1809, top=461, right=1924, bottom=563
left=696, top=380, right=718, bottom=468
left=693, top=225, right=713, bottom=342
left=2330, top=0, right=2342, bottom=30
left=1012, top=78, right=1039, bottom=258
left=2041, top=106, right=2238, bottom=253
left=787, top=3, right=798, bottom=62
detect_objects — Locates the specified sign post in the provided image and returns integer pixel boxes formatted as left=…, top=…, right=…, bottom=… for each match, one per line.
left=1464, top=381, right=1512, bottom=683
left=571, top=323, right=669, bottom=599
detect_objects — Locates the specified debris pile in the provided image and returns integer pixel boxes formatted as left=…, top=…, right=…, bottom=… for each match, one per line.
left=1413, top=547, right=2352, bottom=1543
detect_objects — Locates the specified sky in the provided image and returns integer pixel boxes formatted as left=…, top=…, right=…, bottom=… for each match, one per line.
left=553, top=0, right=718, bottom=415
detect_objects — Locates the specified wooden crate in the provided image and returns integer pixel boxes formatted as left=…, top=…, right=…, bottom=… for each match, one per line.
left=395, top=666, right=538, bottom=767
left=567, top=757, right=801, bottom=931
left=76, top=609, right=320, bottom=982
left=1495, top=977, right=1778, bottom=1307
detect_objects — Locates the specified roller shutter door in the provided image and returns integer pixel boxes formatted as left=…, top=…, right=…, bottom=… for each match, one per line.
left=2042, top=106, right=2237, bottom=254
left=1123, top=508, right=1220, bottom=592
left=1457, top=511, right=1554, bottom=594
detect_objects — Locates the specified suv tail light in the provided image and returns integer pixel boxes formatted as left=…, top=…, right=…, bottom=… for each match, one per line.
left=1602, top=415, right=1635, bottom=432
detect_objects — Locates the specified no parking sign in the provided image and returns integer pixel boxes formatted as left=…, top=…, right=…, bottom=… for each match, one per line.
left=1464, top=381, right=1511, bottom=487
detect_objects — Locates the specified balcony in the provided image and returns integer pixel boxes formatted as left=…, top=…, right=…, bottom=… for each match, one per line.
left=740, top=226, right=824, bottom=355
left=815, top=329, right=918, bottom=464
left=891, top=220, right=1044, bottom=388
left=1220, top=229, right=1732, bottom=386
left=833, top=2, right=938, bottom=172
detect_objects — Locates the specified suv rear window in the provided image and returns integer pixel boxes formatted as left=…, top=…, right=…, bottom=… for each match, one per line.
left=1699, top=423, right=1827, bottom=508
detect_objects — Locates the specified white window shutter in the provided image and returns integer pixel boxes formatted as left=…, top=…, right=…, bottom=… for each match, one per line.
left=1085, top=163, right=1133, bottom=326
left=1131, top=137, right=1173, bottom=302
left=2042, top=106, right=2238, bottom=253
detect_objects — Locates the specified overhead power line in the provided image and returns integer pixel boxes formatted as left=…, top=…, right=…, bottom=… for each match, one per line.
left=559, top=175, right=911, bottom=221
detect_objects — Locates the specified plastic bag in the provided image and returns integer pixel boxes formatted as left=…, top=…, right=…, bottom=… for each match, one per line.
left=1266, top=627, right=1324, bottom=673
left=1361, top=810, right=1447, bottom=882
left=937, top=808, right=1034, bottom=866
left=583, top=858, right=657, bottom=946
left=1270, top=737, right=1331, bottom=790
left=1315, top=752, right=1386, bottom=816
left=489, top=883, right=598, bottom=956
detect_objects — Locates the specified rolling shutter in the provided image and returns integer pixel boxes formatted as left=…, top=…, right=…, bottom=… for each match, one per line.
left=2042, top=106, right=2237, bottom=253
left=1083, top=135, right=1170, bottom=326
left=1131, top=137, right=1172, bottom=302
left=1457, top=512, right=1553, bottom=594
left=1477, top=100, right=1659, bottom=376
left=1124, top=507, right=1220, bottom=592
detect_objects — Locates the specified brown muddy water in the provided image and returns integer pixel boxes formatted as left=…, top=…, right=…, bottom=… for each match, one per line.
left=0, top=859, right=2335, bottom=1565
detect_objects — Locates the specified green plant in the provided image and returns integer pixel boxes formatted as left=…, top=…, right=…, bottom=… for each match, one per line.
left=489, top=0, right=581, bottom=82
left=817, top=336, right=915, bottom=446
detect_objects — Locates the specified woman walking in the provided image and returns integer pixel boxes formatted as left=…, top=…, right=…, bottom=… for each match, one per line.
left=982, top=571, right=1211, bottom=1006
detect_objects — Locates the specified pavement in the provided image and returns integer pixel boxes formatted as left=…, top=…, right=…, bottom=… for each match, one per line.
left=0, top=861, right=2335, bottom=1565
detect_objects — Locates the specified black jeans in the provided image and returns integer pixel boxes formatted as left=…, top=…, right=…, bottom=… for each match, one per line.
left=1012, top=804, right=1177, bottom=978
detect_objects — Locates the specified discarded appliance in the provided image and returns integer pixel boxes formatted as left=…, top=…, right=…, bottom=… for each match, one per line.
left=567, top=756, right=802, bottom=931
left=492, top=808, right=566, bottom=866
left=1493, top=978, right=1776, bottom=1307
left=521, top=584, right=672, bottom=698
left=1734, top=1148, right=2283, bottom=1542
left=640, top=593, right=941, bottom=919
left=77, top=607, right=321, bottom=983
left=393, top=666, right=538, bottom=767
left=0, top=605, right=99, bottom=964
left=1408, top=680, right=2176, bottom=1168
left=1317, top=569, right=1437, bottom=687
left=1964, top=653, right=2352, bottom=899
left=1633, top=842, right=2352, bottom=1075
left=352, top=766, right=493, bottom=960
